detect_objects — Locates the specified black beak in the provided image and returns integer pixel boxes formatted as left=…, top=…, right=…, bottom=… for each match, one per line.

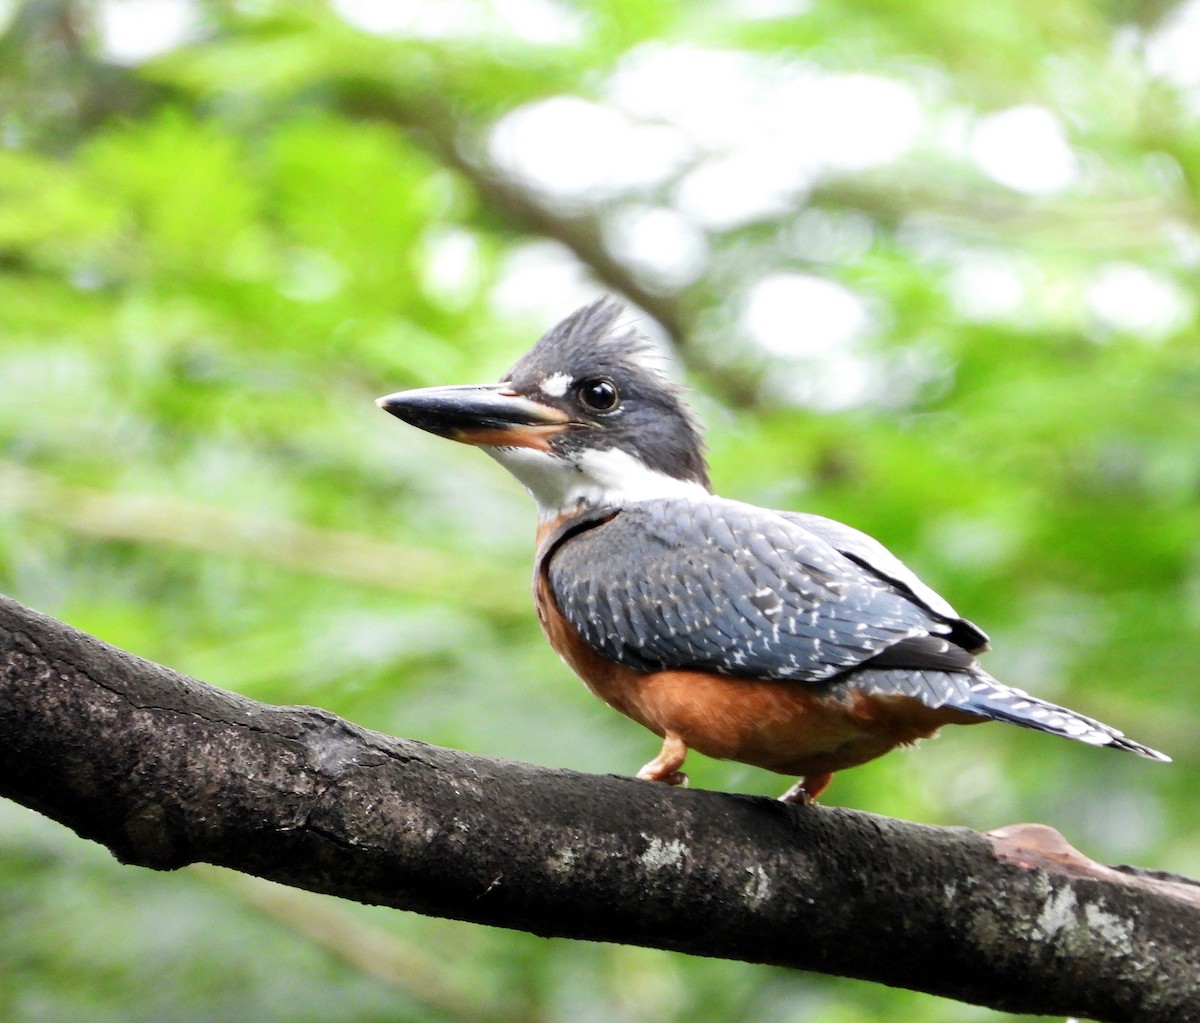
left=376, top=383, right=571, bottom=449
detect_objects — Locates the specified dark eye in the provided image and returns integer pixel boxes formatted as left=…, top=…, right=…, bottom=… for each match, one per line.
left=577, top=378, right=619, bottom=413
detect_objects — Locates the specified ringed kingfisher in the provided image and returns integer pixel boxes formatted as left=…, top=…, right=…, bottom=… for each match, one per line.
left=377, top=298, right=1168, bottom=802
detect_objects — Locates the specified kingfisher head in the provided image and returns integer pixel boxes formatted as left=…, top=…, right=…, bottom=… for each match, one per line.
left=377, top=298, right=710, bottom=520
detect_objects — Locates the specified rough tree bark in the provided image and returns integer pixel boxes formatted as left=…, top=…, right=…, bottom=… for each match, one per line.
left=1, top=594, right=1196, bottom=1022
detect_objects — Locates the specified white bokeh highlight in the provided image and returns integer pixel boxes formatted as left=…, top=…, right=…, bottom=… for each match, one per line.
left=1086, top=262, right=1190, bottom=339
left=947, top=255, right=1026, bottom=322
left=608, top=48, right=924, bottom=228
left=1146, top=0, right=1200, bottom=95
left=489, top=97, right=692, bottom=205
left=743, top=273, right=882, bottom=410
left=492, top=241, right=599, bottom=324
left=421, top=228, right=483, bottom=306
left=332, top=0, right=585, bottom=44
left=602, top=206, right=709, bottom=288
left=745, top=273, right=871, bottom=357
left=97, top=0, right=198, bottom=65
left=970, top=105, right=1079, bottom=196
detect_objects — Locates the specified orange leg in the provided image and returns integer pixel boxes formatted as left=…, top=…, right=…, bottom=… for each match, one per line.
left=779, top=772, right=833, bottom=805
left=636, top=733, right=689, bottom=788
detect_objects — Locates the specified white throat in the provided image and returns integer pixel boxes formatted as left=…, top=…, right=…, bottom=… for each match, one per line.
left=482, top=445, right=708, bottom=521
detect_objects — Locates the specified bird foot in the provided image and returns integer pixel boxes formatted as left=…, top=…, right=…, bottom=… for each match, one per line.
left=636, top=764, right=689, bottom=787
left=779, top=773, right=832, bottom=805
left=637, top=734, right=688, bottom=787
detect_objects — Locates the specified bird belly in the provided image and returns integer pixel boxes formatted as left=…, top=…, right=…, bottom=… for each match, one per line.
left=627, top=668, right=897, bottom=775
left=534, top=574, right=971, bottom=776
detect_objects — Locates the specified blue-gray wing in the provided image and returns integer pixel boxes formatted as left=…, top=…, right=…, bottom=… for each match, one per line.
left=778, top=511, right=989, bottom=652
left=545, top=497, right=967, bottom=682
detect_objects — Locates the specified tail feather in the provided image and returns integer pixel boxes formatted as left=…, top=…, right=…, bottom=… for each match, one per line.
left=956, top=673, right=1170, bottom=762
left=843, top=667, right=1170, bottom=762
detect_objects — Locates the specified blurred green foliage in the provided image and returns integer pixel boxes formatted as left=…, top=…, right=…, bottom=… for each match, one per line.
left=1, top=0, right=1197, bottom=1020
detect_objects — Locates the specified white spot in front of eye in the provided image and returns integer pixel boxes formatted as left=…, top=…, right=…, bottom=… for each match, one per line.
left=540, top=372, right=573, bottom=397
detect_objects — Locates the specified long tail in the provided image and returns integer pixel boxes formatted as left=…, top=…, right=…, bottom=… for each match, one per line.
left=846, top=666, right=1171, bottom=762
left=958, top=672, right=1170, bottom=761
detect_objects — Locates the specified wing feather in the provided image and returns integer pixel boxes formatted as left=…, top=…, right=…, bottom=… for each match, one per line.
left=547, top=497, right=969, bottom=682
left=780, top=510, right=989, bottom=652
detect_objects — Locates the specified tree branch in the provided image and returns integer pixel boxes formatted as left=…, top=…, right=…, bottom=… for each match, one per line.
left=1, top=593, right=1197, bottom=1022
